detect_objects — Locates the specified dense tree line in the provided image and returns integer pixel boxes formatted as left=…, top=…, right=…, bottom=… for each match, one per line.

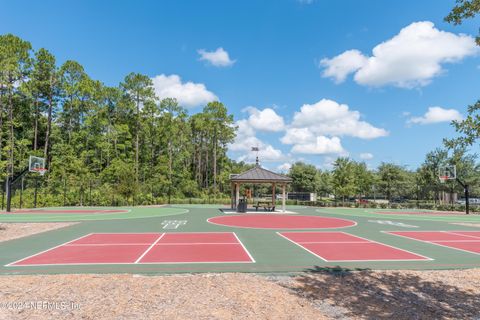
left=0, top=34, right=252, bottom=207
left=288, top=147, right=480, bottom=205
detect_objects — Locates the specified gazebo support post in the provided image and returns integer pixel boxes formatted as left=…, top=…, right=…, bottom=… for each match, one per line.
left=235, top=183, right=240, bottom=210
left=282, top=184, right=286, bottom=212
left=231, top=182, right=235, bottom=209
left=272, top=183, right=276, bottom=212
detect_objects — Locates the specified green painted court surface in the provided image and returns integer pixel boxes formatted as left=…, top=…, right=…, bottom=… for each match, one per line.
left=1, top=205, right=480, bottom=275
left=0, top=207, right=188, bottom=222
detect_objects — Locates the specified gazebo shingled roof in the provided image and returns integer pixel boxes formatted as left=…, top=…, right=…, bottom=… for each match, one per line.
left=230, top=165, right=292, bottom=183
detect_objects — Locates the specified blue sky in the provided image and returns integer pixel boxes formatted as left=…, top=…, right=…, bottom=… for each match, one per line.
left=1, top=0, right=479, bottom=171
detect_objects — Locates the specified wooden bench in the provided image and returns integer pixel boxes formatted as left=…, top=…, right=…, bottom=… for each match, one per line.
left=253, top=201, right=275, bottom=212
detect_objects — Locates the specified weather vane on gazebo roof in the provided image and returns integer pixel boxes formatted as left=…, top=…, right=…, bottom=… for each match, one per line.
left=251, top=146, right=259, bottom=166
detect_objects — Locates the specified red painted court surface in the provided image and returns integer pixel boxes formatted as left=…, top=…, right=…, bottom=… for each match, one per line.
left=7, top=232, right=254, bottom=266
left=278, top=232, right=431, bottom=262
left=387, top=231, right=480, bottom=255
left=208, top=214, right=356, bottom=229
left=10, top=209, right=129, bottom=214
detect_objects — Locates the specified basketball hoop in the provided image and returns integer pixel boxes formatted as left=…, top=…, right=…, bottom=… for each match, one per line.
left=438, top=165, right=456, bottom=184
left=32, top=168, right=47, bottom=176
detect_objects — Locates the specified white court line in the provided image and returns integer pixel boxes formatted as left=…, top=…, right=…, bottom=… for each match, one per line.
left=87, top=231, right=230, bottom=235
left=277, top=231, right=432, bottom=262
left=72, top=208, right=131, bottom=215
left=336, top=231, right=433, bottom=261
left=383, top=230, right=480, bottom=241
left=4, top=208, right=190, bottom=223
left=444, top=231, right=480, bottom=240
left=384, top=231, right=480, bottom=257
left=277, top=232, right=327, bottom=262
left=134, top=233, right=165, bottom=264
left=11, top=207, right=132, bottom=214
left=7, top=260, right=256, bottom=267
left=63, top=242, right=240, bottom=246
left=156, top=242, right=240, bottom=245
left=64, top=243, right=157, bottom=246
left=5, top=233, right=93, bottom=267
left=292, top=241, right=370, bottom=244
left=206, top=215, right=358, bottom=230
left=21, top=210, right=131, bottom=217
left=6, top=232, right=255, bottom=267
left=233, top=233, right=256, bottom=263
left=406, top=240, right=480, bottom=243
left=64, top=232, right=163, bottom=245
left=77, top=232, right=163, bottom=235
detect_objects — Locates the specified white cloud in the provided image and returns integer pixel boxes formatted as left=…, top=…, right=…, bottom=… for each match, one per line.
left=408, top=106, right=463, bottom=125
left=228, top=134, right=260, bottom=153
left=197, top=47, right=236, bottom=67
left=321, top=21, right=478, bottom=88
left=277, top=163, right=292, bottom=172
left=256, top=145, right=285, bottom=162
left=228, top=120, right=255, bottom=153
left=235, top=119, right=255, bottom=138
left=290, top=99, right=388, bottom=139
left=291, top=136, right=345, bottom=155
left=231, top=99, right=385, bottom=160
left=244, top=107, right=285, bottom=132
left=229, top=120, right=286, bottom=162
left=280, top=127, right=315, bottom=145
left=151, top=74, right=218, bottom=108
left=359, top=153, right=374, bottom=160
left=235, top=141, right=285, bottom=162
left=280, top=99, right=386, bottom=156
left=320, top=50, right=368, bottom=83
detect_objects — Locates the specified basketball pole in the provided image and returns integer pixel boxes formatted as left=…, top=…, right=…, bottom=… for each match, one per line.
left=19, top=176, right=24, bottom=209
left=34, top=177, right=38, bottom=209
left=5, top=167, right=29, bottom=212
left=5, top=176, right=11, bottom=213
left=454, top=177, right=469, bottom=215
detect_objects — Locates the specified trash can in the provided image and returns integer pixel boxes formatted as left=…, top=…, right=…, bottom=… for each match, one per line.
left=237, top=199, right=247, bottom=213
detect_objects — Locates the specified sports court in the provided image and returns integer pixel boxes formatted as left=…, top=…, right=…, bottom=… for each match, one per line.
left=278, top=231, right=431, bottom=262
left=2, top=205, right=480, bottom=273
left=7, top=232, right=254, bottom=266
left=387, top=231, right=480, bottom=255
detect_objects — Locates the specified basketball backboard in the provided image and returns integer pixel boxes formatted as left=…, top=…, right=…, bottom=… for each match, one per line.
left=438, top=165, right=456, bottom=183
left=29, top=156, right=47, bottom=175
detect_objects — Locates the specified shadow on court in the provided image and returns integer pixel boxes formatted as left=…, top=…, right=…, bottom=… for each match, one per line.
left=279, top=266, right=480, bottom=319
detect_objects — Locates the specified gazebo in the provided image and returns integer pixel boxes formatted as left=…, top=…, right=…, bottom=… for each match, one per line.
left=230, top=163, right=292, bottom=212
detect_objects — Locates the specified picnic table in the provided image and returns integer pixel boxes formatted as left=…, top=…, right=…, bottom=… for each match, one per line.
left=253, top=201, right=275, bottom=212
